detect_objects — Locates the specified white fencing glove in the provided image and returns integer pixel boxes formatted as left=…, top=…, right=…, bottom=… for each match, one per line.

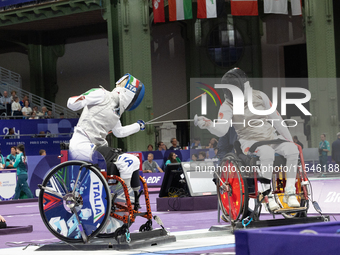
left=137, top=120, right=145, bottom=131
left=194, top=114, right=212, bottom=129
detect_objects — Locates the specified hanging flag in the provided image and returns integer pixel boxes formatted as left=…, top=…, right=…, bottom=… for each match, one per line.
left=230, top=0, right=258, bottom=16
left=153, top=0, right=165, bottom=23
left=197, top=0, right=225, bottom=19
left=291, top=0, right=302, bottom=16
left=264, top=0, right=288, bottom=14
left=168, top=0, right=193, bottom=21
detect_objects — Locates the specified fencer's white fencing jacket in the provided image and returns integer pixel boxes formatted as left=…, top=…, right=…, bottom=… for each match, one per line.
left=207, top=86, right=293, bottom=142
left=67, top=88, right=139, bottom=147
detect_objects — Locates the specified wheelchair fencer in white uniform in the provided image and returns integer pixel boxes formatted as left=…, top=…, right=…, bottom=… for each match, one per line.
left=67, top=73, right=146, bottom=212
left=194, top=68, right=300, bottom=211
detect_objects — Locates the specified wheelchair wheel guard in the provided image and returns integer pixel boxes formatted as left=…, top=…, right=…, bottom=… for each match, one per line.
left=217, top=154, right=249, bottom=222
left=38, top=160, right=111, bottom=243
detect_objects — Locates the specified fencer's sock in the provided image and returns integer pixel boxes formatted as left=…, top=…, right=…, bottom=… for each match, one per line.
left=262, top=183, right=280, bottom=211
left=283, top=186, right=300, bottom=208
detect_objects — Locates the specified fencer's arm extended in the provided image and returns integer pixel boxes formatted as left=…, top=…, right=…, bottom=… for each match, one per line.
left=260, top=92, right=293, bottom=142
left=111, top=120, right=140, bottom=138
left=67, top=88, right=106, bottom=111
left=195, top=103, right=232, bottom=137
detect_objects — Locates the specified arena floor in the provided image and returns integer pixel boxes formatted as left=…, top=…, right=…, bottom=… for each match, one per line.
left=1, top=188, right=338, bottom=255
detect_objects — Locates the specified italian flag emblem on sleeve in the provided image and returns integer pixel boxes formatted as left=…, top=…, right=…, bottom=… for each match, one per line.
left=169, top=0, right=193, bottom=21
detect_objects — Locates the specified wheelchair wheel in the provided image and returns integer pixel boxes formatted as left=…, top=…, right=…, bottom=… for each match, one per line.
left=38, top=160, right=111, bottom=243
left=217, top=154, right=249, bottom=222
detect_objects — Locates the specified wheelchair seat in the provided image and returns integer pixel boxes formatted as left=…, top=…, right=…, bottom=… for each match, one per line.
left=233, top=141, right=287, bottom=168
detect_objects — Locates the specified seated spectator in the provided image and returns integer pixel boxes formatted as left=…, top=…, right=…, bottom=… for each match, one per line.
left=39, top=149, right=46, bottom=156
left=37, top=106, right=48, bottom=119
left=59, top=112, right=64, bottom=119
left=38, top=131, right=46, bottom=138
left=142, top=153, right=163, bottom=173
left=191, top=154, right=198, bottom=161
left=147, top=144, right=153, bottom=151
left=157, top=141, right=166, bottom=151
left=191, top=137, right=201, bottom=149
left=206, top=137, right=218, bottom=149
left=46, top=110, right=54, bottom=119
left=5, top=146, right=17, bottom=168
left=4, top=128, right=17, bottom=139
left=10, top=90, right=17, bottom=102
left=22, top=100, right=32, bottom=118
left=19, top=95, right=30, bottom=108
left=0, top=215, right=6, bottom=229
left=11, top=96, right=22, bottom=117
left=29, top=112, right=39, bottom=119
left=165, top=152, right=181, bottom=166
left=197, top=151, right=206, bottom=161
left=1, top=91, right=12, bottom=116
left=168, top=138, right=182, bottom=150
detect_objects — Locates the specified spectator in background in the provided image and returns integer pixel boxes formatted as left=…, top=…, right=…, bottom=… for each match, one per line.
left=11, top=96, right=22, bottom=117
left=1, top=91, right=12, bottom=116
left=0, top=215, right=6, bottom=229
left=147, top=144, right=153, bottom=151
left=22, top=100, right=32, bottom=118
left=293, top=136, right=304, bottom=149
left=29, top=112, right=39, bottom=119
left=59, top=112, right=64, bottom=119
left=4, top=128, right=16, bottom=139
left=10, top=90, right=17, bottom=102
left=191, top=154, right=198, bottom=161
left=38, top=131, right=46, bottom=138
left=206, top=137, right=218, bottom=149
left=32, top=106, right=39, bottom=115
left=332, top=132, right=340, bottom=167
left=157, top=141, right=166, bottom=151
left=5, top=146, right=17, bottom=168
left=19, top=95, right=29, bottom=108
left=168, top=138, right=182, bottom=150
left=39, top=149, right=46, bottom=156
left=198, top=151, right=206, bottom=161
left=319, top=134, right=330, bottom=172
left=191, top=137, right=201, bottom=149
left=37, top=106, right=47, bottom=119
left=165, top=152, right=181, bottom=166
left=142, top=153, right=163, bottom=173
left=46, top=110, right=54, bottom=119
left=13, top=144, right=33, bottom=200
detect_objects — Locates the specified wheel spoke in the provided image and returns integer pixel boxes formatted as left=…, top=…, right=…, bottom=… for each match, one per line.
left=72, top=168, right=83, bottom=195
left=70, top=207, right=88, bottom=243
left=54, top=171, right=70, bottom=194
left=40, top=185, right=64, bottom=199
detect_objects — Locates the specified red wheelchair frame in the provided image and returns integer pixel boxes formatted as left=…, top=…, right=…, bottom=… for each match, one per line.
left=217, top=143, right=311, bottom=228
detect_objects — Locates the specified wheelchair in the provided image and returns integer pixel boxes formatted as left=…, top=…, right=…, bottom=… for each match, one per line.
left=216, top=139, right=311, bottom=230
left=38, top=151, right=160, bottom=244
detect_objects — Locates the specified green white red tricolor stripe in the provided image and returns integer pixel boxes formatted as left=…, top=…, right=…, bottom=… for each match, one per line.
left=230, top=0, right=258, bottom=16
left=168, top=0, right=193, bottom=21
left=197, top=0, right=217, bottom=19
left=129, top=76, right=140, bottom=88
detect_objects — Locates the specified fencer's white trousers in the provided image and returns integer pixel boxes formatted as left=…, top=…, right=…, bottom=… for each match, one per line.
left=240, top=136, right=299, bottom=190
left=69, top=129, right=95, bottom=162
left=69, top=128, right=140, bottom=179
